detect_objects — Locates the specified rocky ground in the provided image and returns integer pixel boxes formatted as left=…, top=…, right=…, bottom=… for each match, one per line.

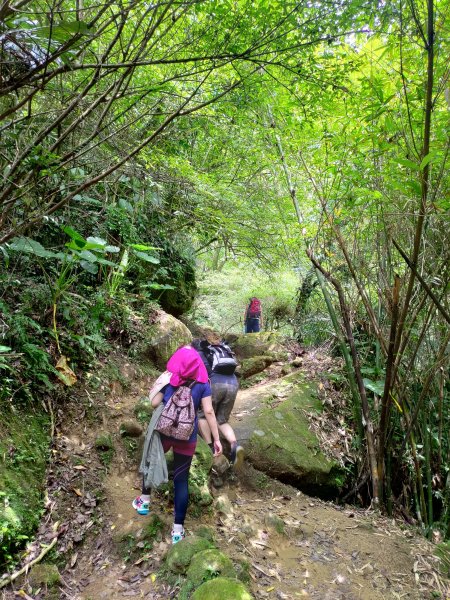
left=1, top=350, right=448, bottom=599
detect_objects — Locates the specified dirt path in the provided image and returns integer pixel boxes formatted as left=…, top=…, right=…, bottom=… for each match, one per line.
left=2, top=360, right=445, bottom=599
left=61, top=367, right=444, bottom=600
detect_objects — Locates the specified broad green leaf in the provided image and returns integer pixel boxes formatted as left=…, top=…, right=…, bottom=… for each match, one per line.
left=86, top=236, right=108, bottom=248
left=8, top=237, right=59, bottom=258
left=93, top=256, right=117, bottom=267
left=63, top=226, right=86, bottom=247
left=143, top=283, right=175, bottom=290
left=419, top=153, right=436, bottom=170
left=396, top=157, right=419, bottom=170
left=119, top=198, right=133, bottom=212
left=78, top=249, right=98, bottom=262
left=363, top=378, right=385, bottom=396
left=0, top=346, right=12, bottom=353
left=133, top=250, right=160, bottom=264
left=80, top=260, right=98, bottom=274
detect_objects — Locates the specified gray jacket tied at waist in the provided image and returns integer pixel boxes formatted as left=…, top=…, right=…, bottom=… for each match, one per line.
left=139, top=403, right=168, bottom=489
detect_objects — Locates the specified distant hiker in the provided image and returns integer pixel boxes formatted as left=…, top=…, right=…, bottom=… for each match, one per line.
left=244, top=296, right=262, bottom=333
left=192, top=336, right=244, bottom=468
left=133, top=346, right=222, bottom=544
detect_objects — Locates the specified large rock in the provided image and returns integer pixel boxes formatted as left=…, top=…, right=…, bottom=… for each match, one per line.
left=144, top=311, right=192, bottom=368
left=239, top=355, right=275, bottom=379
left=186, top=549, right=236, bottom=586
left=165, top=536, right=214, bottom=574
left=226, top=332, right=288, bottom=361
left=231, top=372, right=344, bottom=498
left=191, top=577, right=254, bottom=600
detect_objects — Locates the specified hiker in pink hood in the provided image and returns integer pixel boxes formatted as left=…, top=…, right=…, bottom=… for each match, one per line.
left=133, top=345, right=222, bottom=544
left=167, top=345, right=209, bottom=386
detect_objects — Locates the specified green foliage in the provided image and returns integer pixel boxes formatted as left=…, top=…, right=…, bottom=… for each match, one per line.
left=0, top=404, right=50, bottom=569
left=119, top=515, right=164, bottom=562
left=189, top=264, right=299, bottom=335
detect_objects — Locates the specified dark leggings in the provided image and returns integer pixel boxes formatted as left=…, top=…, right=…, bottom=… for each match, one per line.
left=142, top=452, right=193, bottom=526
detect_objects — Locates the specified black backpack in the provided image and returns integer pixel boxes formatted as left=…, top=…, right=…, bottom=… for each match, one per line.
left=206, top=342, right=237, bottom=375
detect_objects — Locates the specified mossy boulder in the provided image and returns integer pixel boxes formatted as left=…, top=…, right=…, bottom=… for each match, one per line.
left=195, top=525, right=215, bottom=544
left=234, top=372, right=344, bottom=498
left=226, top=332, right=287, bottom=360
left=144, top=311, right=192, bottom=368
left=186, top=549, right=236, bottom=586
left=191, top=577, right=253, bottom=599
left=28, top=564, right=61, bottom=588
left=189, top=437, right=214, bottom=506
left=239, top=355, right=275, bottom=379
left=165, top=536, right=214, bottom=574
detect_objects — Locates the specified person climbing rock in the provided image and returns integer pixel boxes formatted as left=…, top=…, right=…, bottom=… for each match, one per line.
left=244, top=296, right=263, bottom=333
left=192, top=335, right=244, bottom=469
left=133, top=345, right=222, bottom=544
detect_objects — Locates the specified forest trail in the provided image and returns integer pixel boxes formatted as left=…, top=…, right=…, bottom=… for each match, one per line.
left=4, top=357, right=443, bottom=600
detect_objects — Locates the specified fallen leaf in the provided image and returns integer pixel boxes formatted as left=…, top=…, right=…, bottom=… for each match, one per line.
left=55, top=355, right=77, bottom=386
left=73, top=465, right=87, bottom=470
left=72, top=488, right=83, bottom=497
left=70, top=552, right=78, bottom=568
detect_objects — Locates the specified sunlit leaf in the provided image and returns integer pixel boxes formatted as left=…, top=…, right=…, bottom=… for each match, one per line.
left=132, top=250, right=160, bottom=264
left=363, top=378, right=385, bottom=396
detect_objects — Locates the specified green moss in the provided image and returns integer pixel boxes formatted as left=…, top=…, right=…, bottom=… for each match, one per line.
left=231, top=332, right=286, bottom=359
left=190, top=576, right=253, bottom=600
left=134, top=398, right=154, bottom=424
left=94, top=432, right=115, bottom=468
left=234, top=558, right=251, bottom=584
left=165, top=536, right=214, bottom=574
left=264, top=512, right=285, bottom=534
left=0, top=403, right=50, bottom=568
left=188, top=438, right=213, bottom=507
left=144, top=514, right=165, bottom=541
left=195, top=525, right=215, bottom=543
left=119, top=515, right=164, bottom=562
left=186, top=549, right=236, bottom=586
left=95, top=433, right=114, bottom=450
left=246, top=372, right=344, bottom=495
left=121, top=436, right=139, bottom=460
left=28, top=563, right=61, bottom=588
left=240, top=356, right=274, bottom=379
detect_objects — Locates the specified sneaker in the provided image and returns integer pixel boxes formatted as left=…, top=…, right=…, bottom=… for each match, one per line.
left=132, top=496, right=150, bottom=516
left=171, top=528, right=186, bottom=544
left=233, top=445, right=244, bottom=469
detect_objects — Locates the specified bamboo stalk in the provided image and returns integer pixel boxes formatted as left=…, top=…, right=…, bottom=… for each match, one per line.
left=309, top=252, right=379, bottom=505
left=377, top=274, right=401, bottom=501
left=314, top=267, right=363, bottom=441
